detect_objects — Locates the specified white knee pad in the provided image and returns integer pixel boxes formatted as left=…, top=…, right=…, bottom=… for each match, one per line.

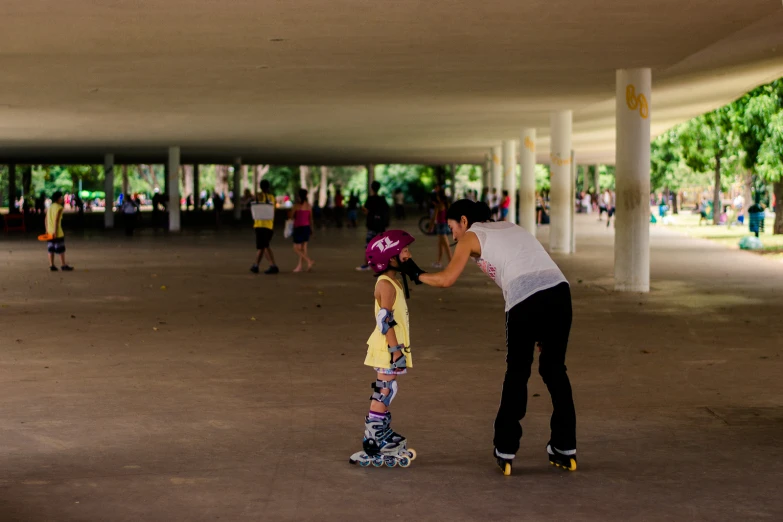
left=370, top=379, right=398, bottom=407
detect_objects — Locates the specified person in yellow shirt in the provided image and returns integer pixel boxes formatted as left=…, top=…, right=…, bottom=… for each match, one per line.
left=249, top=180, right=279, bottom=274
left=349, top=230, right=424, bottom=468
left=45, top=191, right=73, bottom=272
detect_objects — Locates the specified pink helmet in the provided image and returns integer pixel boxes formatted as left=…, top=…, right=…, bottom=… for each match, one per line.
left=365, top=230, right=415, bottom=274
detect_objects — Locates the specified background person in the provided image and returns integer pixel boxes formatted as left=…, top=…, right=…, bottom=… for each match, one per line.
left=290, top=189, right=314, bottom=272
left=356, top=181, right=390, bottom=271
left=45, top=191, right=74, bottom=272
left=428, top=190, right=452, bottom=268
left=250, top=180, right=279, bottom=275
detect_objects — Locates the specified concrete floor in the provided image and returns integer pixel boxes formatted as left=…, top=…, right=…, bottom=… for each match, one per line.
left=1, top=215, right=782, bottom=521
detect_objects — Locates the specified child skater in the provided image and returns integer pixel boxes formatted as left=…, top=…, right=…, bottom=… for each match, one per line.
left=349, top=230, right=421, bottom=468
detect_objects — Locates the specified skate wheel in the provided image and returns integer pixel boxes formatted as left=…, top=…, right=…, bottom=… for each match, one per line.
left=372, top=457, right=383, bottom=467
left=567, top=458, right=577, bottom=471
left=503, top=462, right=512, bottom=476
left=359, top=459, right=370, bottom=467
left=398, top=457, right=411, bottom=468
left=384, top=457, right=397, bottom=468
left=407, top=448, right=417, bottom=461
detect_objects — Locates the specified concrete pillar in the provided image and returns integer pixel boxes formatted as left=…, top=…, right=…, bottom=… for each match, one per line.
left=193, top=164, right=200, bottom=211
left=491, top=145, right=502, bottom=194
left=104, top=153, right=115, bottom=229
left=615, top=68, right=651, bottom=292
left=252, top=166, right=259, bottom=197
left=232, top=157, right=242, bottom=220
left=519, top=128, right=536, bottom=233
left=7, top=163, right=17, bottom=211
left=594, top=164, right=600, bottom=193
left=168, top=146, right=181, bottom=231
left=502, top=140, right=517, bottom=224
left=549, top=110, right=573, bottom=253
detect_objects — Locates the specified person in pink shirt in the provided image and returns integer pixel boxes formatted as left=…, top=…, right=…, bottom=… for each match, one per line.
left=289, top=189, right=315, bottom=272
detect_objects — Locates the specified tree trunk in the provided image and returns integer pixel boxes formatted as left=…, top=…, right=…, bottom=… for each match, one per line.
left=183, top=165, right=194, bottom=204
left=241, top=165, right=249, bottom=194
left=121, top=165, right=129, bottom=195
left=253, top=165, right=269, bottom=197
left=22, top=166, right=32, bottom=198
left=712, top=153, right=722, bottom=225
left=582, top=166, right=590, bottom=194
left=319, top=166, right=329, bottom=208
left=743, top=171, right=753, bottom=222
left=774, top=180, right=783, bottom=235
left=149, top=165, right=160, bottom=190
left=299, top=166, right=315, bottom=204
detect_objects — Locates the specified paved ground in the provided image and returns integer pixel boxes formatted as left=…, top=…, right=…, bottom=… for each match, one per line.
left=1, top=215, right=782, bottom=521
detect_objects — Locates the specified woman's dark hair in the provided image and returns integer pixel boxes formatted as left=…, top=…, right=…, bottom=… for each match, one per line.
left=502, top=190, right=509, bottom=196
left=260, top=179, right=270, bottom=192
left=51, top=191, right=63, bottom=202
left=298, top=189, right=308, bottom=204
left=446, top=199, right=491, bottom=227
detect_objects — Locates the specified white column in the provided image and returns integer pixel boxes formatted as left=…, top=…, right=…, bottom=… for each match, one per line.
left=104, top=153, right=114, bottom=229
left=168, top=146, right=181, bottom=231
left=594, top=164, right=600, bottom=193
left=519, top=128, right=536, bottom=233
left=502, top=140, right=517, bottom=224
left=549, top=111, right=573, bottom=253
left=491, top=146, right=502, bottom=194
left=615, top=68, right=651, bottom=292
left=232, top=157, right=242, bottom=220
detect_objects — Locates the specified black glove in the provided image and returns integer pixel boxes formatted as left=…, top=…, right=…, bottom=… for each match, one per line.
left=398, top=258, right=426, bottom=284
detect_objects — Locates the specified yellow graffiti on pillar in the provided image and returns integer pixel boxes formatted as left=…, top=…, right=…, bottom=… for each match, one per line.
left=492, top=154, right=501, bottom=165
left=626, top=84, right=649, bottom=119
left=550, top=153, right=571, bottom=167
left=524, top=136, right=535, bottom=152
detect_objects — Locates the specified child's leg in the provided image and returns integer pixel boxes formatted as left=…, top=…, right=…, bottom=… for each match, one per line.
left=369, top=372, right=398, bottom=416
left=59, top=252, right=68, bottom=266
left=254, top=248, right=264, bottom=266
left=48, top=252, right=55, bottom=267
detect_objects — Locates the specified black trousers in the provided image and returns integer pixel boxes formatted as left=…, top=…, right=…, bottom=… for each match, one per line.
left=493, top=282, right=576, bottom=454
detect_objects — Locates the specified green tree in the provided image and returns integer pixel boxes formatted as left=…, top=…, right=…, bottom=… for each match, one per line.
left=679, top=106, right=738, bottom=224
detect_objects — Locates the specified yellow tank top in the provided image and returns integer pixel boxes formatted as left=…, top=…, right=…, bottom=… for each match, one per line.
left=46, top=203, right=64, bottom=238
left=364, top=275, right=412, bottom=369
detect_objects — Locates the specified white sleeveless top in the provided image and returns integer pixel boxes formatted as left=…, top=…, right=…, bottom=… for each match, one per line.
left=469, top=222, right=568, bottom=311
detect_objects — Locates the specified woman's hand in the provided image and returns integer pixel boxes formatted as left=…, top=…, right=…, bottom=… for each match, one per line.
left=419, top=232, right=479, bottom=288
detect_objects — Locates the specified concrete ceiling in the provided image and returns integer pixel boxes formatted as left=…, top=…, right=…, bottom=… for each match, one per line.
left=2, top=0, right=783, bottom=166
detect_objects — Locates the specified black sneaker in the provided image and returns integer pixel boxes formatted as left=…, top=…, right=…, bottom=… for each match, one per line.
left=61, top=265, right=74, bottom=272
left=264, top=265, right=279, bottom=275
left=50, top=266, right=58, bottom=272
left=250, top=265, right=260, bottom=274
